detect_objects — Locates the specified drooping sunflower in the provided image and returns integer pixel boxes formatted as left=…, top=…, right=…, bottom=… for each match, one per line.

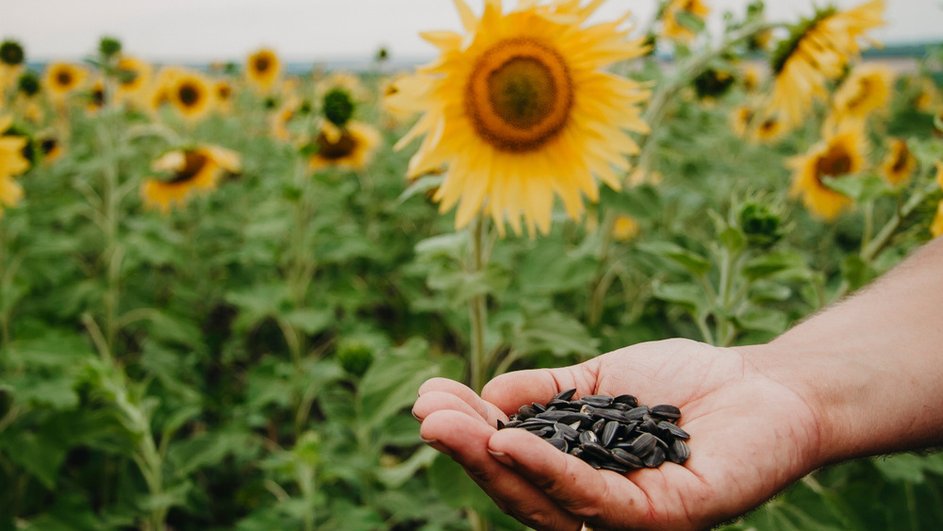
left=43, top=62, right=87, bottom=100
left=767, top=0, right=884, bottom=131
left=246, top=48, right=281, bottom=93
left=309, top=120, right=381, bottom=171
left=830, top=63, right=892, bottom=122
left=662, top=0, right=710, bottom=42
left=115, top=55, right=153, bottom=106
left=395, top=0, right=650, bottom=234
left=788, top=124, right=867, bottom=221
left=880, top=138, right=915, bottom=186
left=169, top=70, right=213, bottom=121
left=141, top=145, right=241, bottom=212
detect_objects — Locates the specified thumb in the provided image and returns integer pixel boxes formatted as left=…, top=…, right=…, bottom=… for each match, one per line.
left=481, top=361, right=600, bottom=416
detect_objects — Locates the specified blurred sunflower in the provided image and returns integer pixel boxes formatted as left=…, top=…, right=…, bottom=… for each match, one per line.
left=86, top=79, right=106, bottom=114
left=309, top=121, right=380, bottom=171
left=789, top=124, right=867, bottom=221
left=731, top=105, right=754, bottom=138
left=141, top=145, right=241, bottom=212
left=246, top=48, right=281, bottom=93
left=830, top=64, right=892, bottom=123
left=115, top=55, right=153, bottom=106
left=395, top=0, right=650, bottom=234
left=767, top=0, right=884, bottom=131
left=169, top=71, right=213, bottom=121
left=43, top=62, right=87, bottom=100
left=0, top=115, right=29, bottom=214
left=915, top=78, right=940, bottom=114
left=880, top=138, right=915, bottom=186
left=741, top=64, right=762, bottom=92
left=0, top=40, right=25, bottom=92
left=38, top=133, right=64, bottom=164
left=147, top=67, right=183, bottom=113
left=271, top=97, right=302, bottom=142
left=753, top=114, right=786, bottom=143
left=380, top=74, right=422, bottom=128
left=214, top=79, right=234, bottom=113
left=612, top=214, right=640, bottom=241
left=662, top=0, right=710, bottom=42
left=931, top=202, right=943, bottom=239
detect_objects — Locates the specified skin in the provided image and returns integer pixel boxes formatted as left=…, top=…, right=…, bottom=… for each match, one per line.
left=413, top=238, right=943, bottom=530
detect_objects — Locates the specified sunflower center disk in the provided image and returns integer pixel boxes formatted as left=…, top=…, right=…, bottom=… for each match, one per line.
left=56, top=71, right=73, bottom=87
left=466, top=39, right=572, bottom=152
left=179, top=84, right=200, bottom=106
left=167, top=151, right=210, bottom=184
left=254, top=56, right=271, bottom=74
left=316, top=130, right=356, bottom=160
left=815, top=146, right=852, bottom=183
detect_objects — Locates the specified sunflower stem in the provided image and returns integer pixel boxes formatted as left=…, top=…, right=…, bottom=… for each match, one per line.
left=468, top=216, right=489, bottom=392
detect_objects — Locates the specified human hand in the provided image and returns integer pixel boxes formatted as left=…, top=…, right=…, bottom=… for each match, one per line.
left=412, top=339, right=824, bottom=530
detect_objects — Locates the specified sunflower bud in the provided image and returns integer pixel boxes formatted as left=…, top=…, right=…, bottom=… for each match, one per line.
left=323, top=88, right=355, bottom=127
left=738, top=201, right=784, bottom=248
left=17, top=71, right=40, bottom=97
left=98, top=36, right=122, bottom=59
left=337, top=340, right=374, bottom=377
left=0, top=40, right=25, bottom=66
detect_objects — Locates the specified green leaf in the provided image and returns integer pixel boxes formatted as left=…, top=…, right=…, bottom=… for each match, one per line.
left=377, top=446, right=438, bottom=488
left=168, top=430, right=258, bottom=478
left=415, top=232, right=467, bottom=258
left=398, top=174, right=444, bottom=204
left=823, top=174, right=893, bottom=203
left=358, top=339, right=442, bottom=429
left=652, top=282, right=704, bottom=312
left=734, top=307, right=788, bottom=334
left=284, top=308, right=333, bottom=334
left=510, top=311, right=599, bottom=358
left=675, top=10, right=706, bottom=33
left=743, top=251, right=811, bottom=281
left=841, top=254, right=876, bottom=292
left=0, top=429, right=68, bottom=489
left=638, top=241, right=710, bottom=276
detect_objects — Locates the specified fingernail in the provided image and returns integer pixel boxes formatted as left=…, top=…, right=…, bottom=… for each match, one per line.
left=420, top=437, right=438, bottom=444
left=488, top=449, right=513, bottom=466
left=411, top=409, right=422, bottom=422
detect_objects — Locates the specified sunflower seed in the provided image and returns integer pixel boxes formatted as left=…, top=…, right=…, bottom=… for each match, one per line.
left=613, top=394, right=639, bottom=408
left=658, top=420, right=690, bottom=440
left=581, top=441, right=612, bottom=461
left=668, top=439, right=690, bottom=464
left=644, top=446, right=667, bottom=468
left=627, top=433, right=657, bottom=456
left=553, top=388, right=577, bottom=401
left=611, top=448, right=645, bottom=469
left=601, top=420, right=622, bottom=447
left=651, top=404, right=682, bottom=421
left=579, top=395, right=613, bottom=407
left=547, top=436, right=568, bottom=452
left=579, top=430, right=598, bottom=445
left=624, top=406, right=650, bottom=421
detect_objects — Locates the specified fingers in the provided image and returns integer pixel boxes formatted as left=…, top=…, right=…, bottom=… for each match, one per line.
left=488, top=428, right=660, bottom=528
left=416, top=377, right=508, bottom=426
left=420, top=410, right=583, bottom=531
left=482, top=363, right=599, bottom=416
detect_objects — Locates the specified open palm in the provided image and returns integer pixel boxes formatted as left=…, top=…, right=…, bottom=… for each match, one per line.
left=413, top=339, right=823, bottom=530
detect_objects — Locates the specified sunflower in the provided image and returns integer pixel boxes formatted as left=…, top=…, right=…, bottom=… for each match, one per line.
left=915, top=78, right=941, bottom=114
left=0, top=116, right=29, bottom=214
left=271, top=97, right=302, bottom=141
left=146, top=66, right=183, bottom=113
left=169, top=70, right=213, bottom=121
left=830, top=64, right=892, bottom=122
left=879, top=138, right=915, bottom=186
left=37, top=133, right=64, bottom=164
left=86, top=78, right=106, bottom=114
left=213, top=79, right=234, bottom=112
left=380, top=74, right=421, bottom=127
left=767, top=0, right=884, bottom=131
left=141, top=145, right=241, bottom=212
left=753, top=114, right=786, bottom=143
left=932, top=198, right=943, bottom=238
left=731, top=105, right=754, bottom=138
left=612, top=214, right=640, bottom=241
left=43, top=62, right=87, bottom=100
left=741, top=64, right=762, bottom=92
left=246, top=48, right=281, bottom=93
left=788, top=124, right=867, bottom=220
left=662, top=0, right=710, bottom=42
left=115, top=55, right=153, bottom=106
left=395, top=0, right=650, bottom=234
left=309, top=120, right=381, bottom=171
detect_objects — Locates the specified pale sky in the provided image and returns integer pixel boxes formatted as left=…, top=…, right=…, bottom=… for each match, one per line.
left=2, top=0, right=940, bottom=63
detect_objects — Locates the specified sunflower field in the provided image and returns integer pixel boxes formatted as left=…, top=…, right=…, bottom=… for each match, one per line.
left=2, top=0, right=943, bottom=529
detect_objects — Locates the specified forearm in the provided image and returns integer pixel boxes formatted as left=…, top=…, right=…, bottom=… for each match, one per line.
left=743, top=238, right=943, bottom=466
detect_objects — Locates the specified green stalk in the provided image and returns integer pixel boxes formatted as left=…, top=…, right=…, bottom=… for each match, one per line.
left=468, top=216, right=488, bottom=393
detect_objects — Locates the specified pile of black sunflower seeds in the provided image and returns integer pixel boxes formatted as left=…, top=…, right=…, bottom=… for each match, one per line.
left=496, top=389, right=690, bottom=473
